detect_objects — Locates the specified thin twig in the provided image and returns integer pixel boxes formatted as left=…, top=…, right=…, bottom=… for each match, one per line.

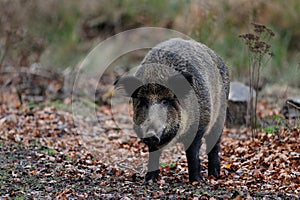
left=287, top=101, right=300, bottom=110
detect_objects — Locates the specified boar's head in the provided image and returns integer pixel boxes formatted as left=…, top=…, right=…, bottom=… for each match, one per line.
left=116, top=72, right=193, bottom=151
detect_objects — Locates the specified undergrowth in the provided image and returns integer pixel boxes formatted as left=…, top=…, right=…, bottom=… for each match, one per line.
left=0, top=0, right=299, bottom=86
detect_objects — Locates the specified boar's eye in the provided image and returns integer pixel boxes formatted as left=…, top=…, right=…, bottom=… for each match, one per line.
left=160, top=98, right=175, bottom=106
left=161, top=98, right=169, bottom=105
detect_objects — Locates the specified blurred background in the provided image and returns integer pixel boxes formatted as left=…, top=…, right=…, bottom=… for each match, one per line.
left=0, top=0, right=299, bottom=89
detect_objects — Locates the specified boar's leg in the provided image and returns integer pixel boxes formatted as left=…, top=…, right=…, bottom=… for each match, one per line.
left=145, top=149, right=161, bottom=182
left=207, top=135, right=221, bottom=178
left=185, top=131, right=202, bottom=182
left=206, top=112, right=225, bottom=178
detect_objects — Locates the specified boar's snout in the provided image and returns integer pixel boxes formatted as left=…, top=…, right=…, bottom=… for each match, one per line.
left=142, top=131, right=160, bottom=145
left=140, top=119, right=164, bottom=145
left=134, top=123, right=164, bottom=145
left=134, top=103, right=168, bottom=146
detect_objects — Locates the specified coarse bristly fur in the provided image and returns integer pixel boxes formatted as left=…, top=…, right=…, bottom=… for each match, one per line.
left=116, top=38, right=229, bottom=183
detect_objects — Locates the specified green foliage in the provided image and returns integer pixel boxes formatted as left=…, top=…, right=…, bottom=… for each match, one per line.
left=160, top=163, right=168, bottom=168
left=160, top=162, right=177, bottom=168
left=28, top=100, right=72, bottom=112
left=263, top=115, right=287, bottom=135
left=261, top=29, right=300, bottom=87
left=211, top=33, right=248, bottom=78
left=264, top=125, right=279, bottom=135
left=15, top=196, right=26, bottom=200
left=273, top=115, right=285, bottom=122
left=30, top=4, right=82, bottom=68
left=170, top=162, right=177, bottom=168
left=65, top=156, right=72, bottom=162
left=116, top=0, right=186, bottom=23
left=41, top=147, right=57, bottom=156
left=0, top=0, right=299, bottom=86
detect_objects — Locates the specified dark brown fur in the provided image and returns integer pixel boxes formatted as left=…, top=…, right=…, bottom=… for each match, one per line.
left=115, top=38, right=229, bottom=183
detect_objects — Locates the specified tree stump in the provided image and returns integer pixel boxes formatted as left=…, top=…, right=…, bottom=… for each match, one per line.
left=226, top=82, right=256, bottom=128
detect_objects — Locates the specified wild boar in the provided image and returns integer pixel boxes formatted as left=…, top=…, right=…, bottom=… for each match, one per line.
left=115, top=38, right=229, bottom=182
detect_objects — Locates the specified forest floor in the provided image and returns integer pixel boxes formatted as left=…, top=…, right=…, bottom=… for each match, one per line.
left=0, top=72, right=299, bottom=199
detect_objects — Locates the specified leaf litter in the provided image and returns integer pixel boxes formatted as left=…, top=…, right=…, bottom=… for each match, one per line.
left=0, top=101, right=299, bottom=199
left=0, top=76, right=299, bottom=199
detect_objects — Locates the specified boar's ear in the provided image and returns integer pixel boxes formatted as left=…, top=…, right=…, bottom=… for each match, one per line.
left=114, top=76, right=143, bottom=97
left=167, top=72, right=193, bottom=98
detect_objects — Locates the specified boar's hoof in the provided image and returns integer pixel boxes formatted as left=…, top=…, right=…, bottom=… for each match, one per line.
left=189, top=175, right=201, bottom=183
left=208, top=166, right=220, bottom=178
left=145, top=169, right=160, bottom=182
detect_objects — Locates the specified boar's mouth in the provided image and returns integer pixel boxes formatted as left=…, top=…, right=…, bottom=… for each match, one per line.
left=142, top=127, right=178, bottom=150
left=142, top=128, right=166, bottom=147
left=142, top=135, right=160, bottom=146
